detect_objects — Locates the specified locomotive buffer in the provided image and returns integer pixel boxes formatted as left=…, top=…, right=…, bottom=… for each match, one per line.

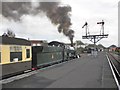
left=82, top=20, right=108, bottom=45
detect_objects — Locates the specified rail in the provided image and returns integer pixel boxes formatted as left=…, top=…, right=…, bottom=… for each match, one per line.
left=106, top=53, right=120, bottom=90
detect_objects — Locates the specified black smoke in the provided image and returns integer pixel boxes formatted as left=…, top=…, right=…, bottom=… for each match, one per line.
left=2, top=2, right=32, bottom=21
left=1, top=2, right=74, bottom=46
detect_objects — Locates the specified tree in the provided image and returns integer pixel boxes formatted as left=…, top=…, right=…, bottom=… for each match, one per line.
left=7, top=29, right=15, bottom=37
left=2, top=29, right=15, bottom=38
left=75, top=40, right=84, bottom=46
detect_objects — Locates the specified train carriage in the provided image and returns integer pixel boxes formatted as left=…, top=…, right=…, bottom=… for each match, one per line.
left=0, top=38, right=77, bottom=78
left=0, top=36, right=32, bottom=78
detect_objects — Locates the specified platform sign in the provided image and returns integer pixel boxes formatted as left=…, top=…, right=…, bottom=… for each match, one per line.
left=10, top=45, right=22, bottom=52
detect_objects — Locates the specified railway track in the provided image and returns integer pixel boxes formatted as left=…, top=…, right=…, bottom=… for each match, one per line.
left=106, top=52, right=120, bottom=90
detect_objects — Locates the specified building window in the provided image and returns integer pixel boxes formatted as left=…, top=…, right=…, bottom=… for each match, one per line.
left=37, top=43, right=41, bottom=46
left=32, top=44, right=36, bottom=46
left=26, top=49, right=30, bottom=58
left=10, top=52, right=22, bottom=62
left=10, top=45, right=22, bottom=62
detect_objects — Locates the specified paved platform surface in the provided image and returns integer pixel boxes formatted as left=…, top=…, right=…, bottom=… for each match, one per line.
left=2, top=52, right=117, bottom=88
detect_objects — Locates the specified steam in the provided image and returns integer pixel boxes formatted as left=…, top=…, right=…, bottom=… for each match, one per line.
left=1, top=1, right=74, bottom=46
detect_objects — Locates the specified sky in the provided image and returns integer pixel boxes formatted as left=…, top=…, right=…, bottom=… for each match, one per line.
left=0, top=0, right=119, bottom=47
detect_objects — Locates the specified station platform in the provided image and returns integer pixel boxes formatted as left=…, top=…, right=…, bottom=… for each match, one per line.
left=2, top=52, right=118, bottom=89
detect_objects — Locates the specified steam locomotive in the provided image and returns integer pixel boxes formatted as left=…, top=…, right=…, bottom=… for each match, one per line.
left=0, top=36, right=77, bottom=79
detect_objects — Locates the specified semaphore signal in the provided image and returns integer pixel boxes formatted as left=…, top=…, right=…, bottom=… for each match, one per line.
left=82, top=20, right=108, bottom=45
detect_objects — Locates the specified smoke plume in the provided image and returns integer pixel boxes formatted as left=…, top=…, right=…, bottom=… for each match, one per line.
left=1, top=1, right=74, bottom=46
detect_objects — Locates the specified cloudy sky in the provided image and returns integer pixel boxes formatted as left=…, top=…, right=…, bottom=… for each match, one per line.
left=0, top=0, right=119, bottom=47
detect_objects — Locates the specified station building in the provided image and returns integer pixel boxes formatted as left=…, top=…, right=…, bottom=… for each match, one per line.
left=0, top=36, right=32, bottom=78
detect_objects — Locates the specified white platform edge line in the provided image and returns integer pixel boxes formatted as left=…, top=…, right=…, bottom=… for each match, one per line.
left=106, top=54, right=120, bottom=90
